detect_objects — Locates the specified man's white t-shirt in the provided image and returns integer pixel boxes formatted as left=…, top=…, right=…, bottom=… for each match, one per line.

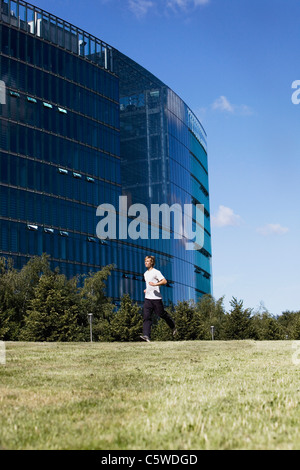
left=144, top=268, right=165, bottom=300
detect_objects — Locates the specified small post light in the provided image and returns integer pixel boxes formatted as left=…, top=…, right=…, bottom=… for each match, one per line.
left=210, top=326, right=215, bottom=341
left=88, top=313, right=93, bottom=343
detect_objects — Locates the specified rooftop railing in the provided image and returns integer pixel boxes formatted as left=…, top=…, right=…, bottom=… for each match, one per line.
left=188, top=108, right=207, bottom=152
left=0, top=0, right=114, bottom=73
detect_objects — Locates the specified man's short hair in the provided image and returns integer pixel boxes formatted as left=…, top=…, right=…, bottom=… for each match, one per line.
left=145, top=255, right=155, bottom=267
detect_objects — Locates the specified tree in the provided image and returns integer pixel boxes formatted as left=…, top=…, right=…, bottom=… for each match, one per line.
left=20, top=271, right=83, bottom=342
left=223, top=297, right=253, bottom=340
left=277, top=311, right=300, bottom=340
left=173, top=300, right=198, bottom=340
left=194, top=294, right=226, bottom=340
left=251, top=303, right=284, bottom=340
left=0, top=257, right=16, bottom=339
left=79, top=265, right=115, bottom=341
left=110, top=294, right=142, bottom=341
left=0, top=254, right=51, bottom=340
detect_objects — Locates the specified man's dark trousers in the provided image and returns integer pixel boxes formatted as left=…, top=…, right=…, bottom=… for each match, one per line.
left=143, top=298, right=175, bottom=339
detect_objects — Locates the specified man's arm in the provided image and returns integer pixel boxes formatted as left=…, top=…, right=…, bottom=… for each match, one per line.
left=149, top=278, right=167, bottom=287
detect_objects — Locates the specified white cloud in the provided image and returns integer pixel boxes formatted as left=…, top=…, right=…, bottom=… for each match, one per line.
left=126, top=0, right=209, bottom=17
left=256, top=224, right=289, bottom=236
left=212, top=95, right=234, bottom=113
left=212, top=205, right=242, bottom=228
left=167, top=0, right=209, bottom=9
left=212, top=95, right=253, bottom=116
left=128, top=0, right=154, bottom=17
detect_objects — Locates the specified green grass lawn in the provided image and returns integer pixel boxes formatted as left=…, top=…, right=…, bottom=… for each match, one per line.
left=0, top=340, right=299, bottom=450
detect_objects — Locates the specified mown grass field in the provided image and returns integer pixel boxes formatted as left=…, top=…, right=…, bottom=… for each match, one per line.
left=0, top=340, right=299, bottom=450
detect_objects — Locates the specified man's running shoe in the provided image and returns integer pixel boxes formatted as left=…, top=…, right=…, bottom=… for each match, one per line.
left=140, top=335, right=151, bottom=342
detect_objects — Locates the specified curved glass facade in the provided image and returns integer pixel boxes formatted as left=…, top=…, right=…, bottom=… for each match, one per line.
left=0, top=0, right=212, bottom=305
left=115, top=52, right=212, bottom=304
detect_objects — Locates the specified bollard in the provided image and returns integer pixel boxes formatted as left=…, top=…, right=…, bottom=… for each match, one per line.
left=88, top=313, right=93, bottom=343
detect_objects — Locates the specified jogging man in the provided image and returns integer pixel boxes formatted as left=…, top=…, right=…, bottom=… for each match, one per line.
left=140, top=255, right=176, bottom=342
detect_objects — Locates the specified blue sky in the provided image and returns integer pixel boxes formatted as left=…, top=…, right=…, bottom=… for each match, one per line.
left=30, top=0, right=300, bottom=315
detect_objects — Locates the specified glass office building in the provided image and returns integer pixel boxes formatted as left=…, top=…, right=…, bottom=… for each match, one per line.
left=115, top=52, right=212, bottom=304
left=0, top=0, right=212, bottom=305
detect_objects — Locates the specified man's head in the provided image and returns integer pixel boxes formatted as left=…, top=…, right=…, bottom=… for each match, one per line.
left=145, top=255, right=155, bottom=269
